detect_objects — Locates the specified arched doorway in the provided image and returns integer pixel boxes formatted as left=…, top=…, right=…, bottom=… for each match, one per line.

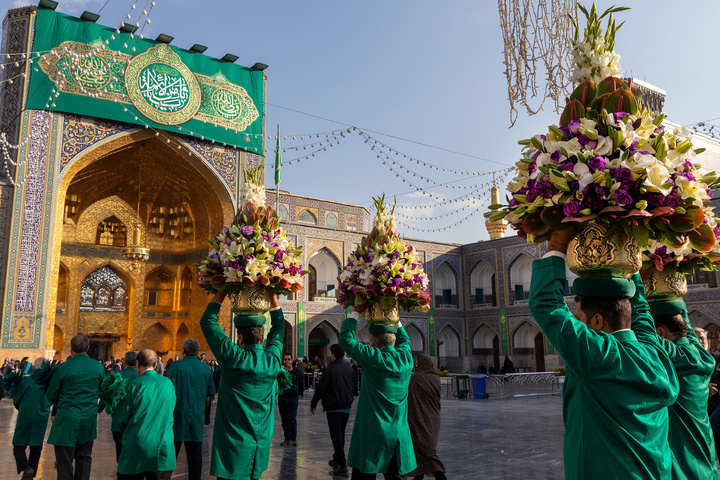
left=437, top=325, right=461, bottom=371
left=52, top=131, right=235, bottom=356
left=512, top=321, right=545, bottom=372
left=176, top=323, right=189, bottom=356
left=472, top=324, right=499, bottom=371
left=143, top=323, right=172, bottom=354
left=308, top=320, right=339, bottom=366
left=308, top=248, right=341, bottom=299
left=508, top=254, right=534, bottom=304
left=405, top=323, right=425, bottom=355
left=469, top=260, right=496, bottom=307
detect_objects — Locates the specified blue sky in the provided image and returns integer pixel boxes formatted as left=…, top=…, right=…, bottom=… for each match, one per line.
left=9, top=0, right=720, bottom=244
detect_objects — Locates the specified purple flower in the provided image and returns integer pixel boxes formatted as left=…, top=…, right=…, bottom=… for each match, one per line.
left=559, top=126, right=570, bottom=139
left=714, top=225, right=720, bottom=239
left=610, top=167, right=632, bottom=185
left=551, top=150, right=562, bottom=162
left=526, top=189, right=538, bottom=202
left=613, top=112, right=629, bottom=123
left=224, top=236, right=232, bottom=245
left=241, top=225, right=254, bottom=236
left=276, top=250, right=287, bottom=260
left=588, top=156, right=607, bottom=172
left=570, top=181, right=580, bottom=193
left=563, top=200, right=582, bottom=217
left=580, top=184, right=607, bottom=212
left=508, top=198, right=520, bottom=208
left=578, top=134, right=597, bottom=149
left=568, top=120, right=581, bottom=135
left=681, top=171, right=696, bottom=182
left=614, top=189, right=634, bottom=207
left=218, top=226, right=229, bottom=235
left=654, top=125, right=665, bottom=134
left=664, top=192, right=681, bottom=208
left=531, top=150, right=541, bottom=160
left=528, top=162, right=536, bottom=175
left=561, top=162, right=575, bottom=172
left=535, top=181, right=556, bottom=198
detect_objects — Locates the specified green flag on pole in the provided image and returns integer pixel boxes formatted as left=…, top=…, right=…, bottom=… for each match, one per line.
left=275, top=125, right=281, bottom=185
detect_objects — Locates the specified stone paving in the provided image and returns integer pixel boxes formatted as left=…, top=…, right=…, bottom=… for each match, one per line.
left=0, top=393, right=565, bottom=479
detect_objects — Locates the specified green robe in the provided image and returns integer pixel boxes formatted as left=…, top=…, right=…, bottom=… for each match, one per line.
left=167, top=355, right=215, bottom=442
left=657, top=303, right=719, bottom=480
left=338, top=317, right=416, bottom=475
left=529, top=257, right=679, bottom=479
left=200, top=302, right=284, bottom=480
left=46, top=352, right=105, bottom=446
left=113, top=369, right=176, bottom=475
left=13, top=374, right=51, bottom=446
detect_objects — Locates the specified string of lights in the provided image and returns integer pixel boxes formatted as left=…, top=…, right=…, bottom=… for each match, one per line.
left=395, top=197, right=488, bottom=221
left=396, top=202, right=490, bottom=233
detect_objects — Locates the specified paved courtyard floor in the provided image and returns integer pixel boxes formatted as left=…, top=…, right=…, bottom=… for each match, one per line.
left=0, top=393, right=565, bottom=479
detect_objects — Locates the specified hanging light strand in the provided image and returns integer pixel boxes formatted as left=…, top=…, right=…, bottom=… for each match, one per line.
left=396, top=203, right=490, bottom=233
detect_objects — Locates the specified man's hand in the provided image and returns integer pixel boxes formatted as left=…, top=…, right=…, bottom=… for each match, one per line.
left=547, top=226, right=579, bottom=254
left=354, top=303, right=369, bottom=314
left=310, top=407, right=315, bottom=414
left=212, top=290, right=227, bottom=304
left=710, top=383, right=718, bottom=397
left=270, top=294, right=280, bottom=308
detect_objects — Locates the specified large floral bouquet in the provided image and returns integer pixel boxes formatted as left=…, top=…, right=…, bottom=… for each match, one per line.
left=337, top=195, right=431, bottom=312
left=489, top=4, right=719, bottom=256
left=196, top=166, right=306, bottom=296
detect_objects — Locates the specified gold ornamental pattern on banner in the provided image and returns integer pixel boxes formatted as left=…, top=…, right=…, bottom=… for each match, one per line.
left=568, top=222, right=642, bottom=278
left=39, top=42, right=259, bottom=130
left=229, top=286, right=272, bottom=316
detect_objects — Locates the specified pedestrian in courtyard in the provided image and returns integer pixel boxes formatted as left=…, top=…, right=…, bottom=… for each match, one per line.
left=99, top=350, right=138, bottom=462
left=503, top=355, right=515, bottom=373
left=278, top=353, right=303, bottom=447
left=113, top=349, right=176, bottom=480
left=155, top=355, right=165, bottom=376
left=340, top=305, right=416, bottom=479
left=406, top=354, right=447, bottom=480
left=650, top=299, right=718, bottom=479
left=166, top=338, right=215, bottom=480
left=12, top=358, right=51, bottom=479
left=310, top=343, right=354, bottom=477
left=528, top=228, right=679, bottom=479
left=46, top=334, right=105, bottom=480
left=476, top=362, right=486, bottom=374
left=200, top=290, right=285, bottom=480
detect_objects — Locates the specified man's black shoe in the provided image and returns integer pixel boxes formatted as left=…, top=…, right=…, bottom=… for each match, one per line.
left=331, top=465, right=349, bottom=477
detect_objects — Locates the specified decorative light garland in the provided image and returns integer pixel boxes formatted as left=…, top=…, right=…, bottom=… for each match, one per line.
left=396, top=203, right=490, bottom=233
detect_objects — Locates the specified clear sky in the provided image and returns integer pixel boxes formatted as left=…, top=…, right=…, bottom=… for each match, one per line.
left=9, top=0, right=720, bottom=245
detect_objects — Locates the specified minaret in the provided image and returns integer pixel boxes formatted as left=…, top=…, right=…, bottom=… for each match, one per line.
left=484, top=178, right=507, bottom=240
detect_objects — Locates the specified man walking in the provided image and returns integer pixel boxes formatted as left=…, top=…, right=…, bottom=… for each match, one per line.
left=166, top=338, right=215, bottom=480
left=528, top=228, right=679, bottom=478
left=100, top=351, right=138, bottom=462
left=278, top=353, right=303, bottom=447
left=310, top=343, right=354, bottom=477
left=12, top=358, right=51, bottom=479
left=339, top=307, right=416, bottom=479
left=46, top=334, right=105, bottom=480
left=114, top=349, right=176, bottom=480
left=200, top=290, right=284, bottom=480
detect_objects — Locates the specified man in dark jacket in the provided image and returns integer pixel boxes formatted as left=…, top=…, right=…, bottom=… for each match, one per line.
left=278, top=354, right=304, bottom=446
left=310, top=344, right=355, bottom=477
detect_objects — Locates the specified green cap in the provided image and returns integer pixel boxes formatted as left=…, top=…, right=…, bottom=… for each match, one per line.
left=648, top=299, right=687, bottom=317
left=233, top=314, right=267, bottom=327
left=368, top=324, right=398, bottom=334
left=573, top=277, right=636, bottom=299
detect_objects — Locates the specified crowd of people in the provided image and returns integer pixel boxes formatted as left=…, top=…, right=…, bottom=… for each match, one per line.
left=0, top=291, right=451, bottom=480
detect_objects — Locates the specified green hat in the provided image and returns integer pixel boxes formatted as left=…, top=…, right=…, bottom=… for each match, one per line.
left=233, top=314, right=266, bottom=327
left=648, top=299, right=687, bottom=317
left=573, top=277, right=636, bottom=299
left=368, top=324, right=398, bottom=334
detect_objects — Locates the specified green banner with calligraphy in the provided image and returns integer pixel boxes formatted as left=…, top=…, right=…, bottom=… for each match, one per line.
left=499, top=308, right=508, bottom=355
left=27, top=9, right=264, bottom=152
left=296, top=302, right=306, bottom=357
left=428, top=309, right=435, bottom=356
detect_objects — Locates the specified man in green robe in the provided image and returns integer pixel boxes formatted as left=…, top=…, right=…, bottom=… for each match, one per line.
left=46, top=334, right=105, bottom=480
left=529, top=230, right=680, bottom=479
left=200, top=290, right=284, bottom=480
left=338, top=307, right=416, bottom=479
left=99, top=350, right=138, bottom=462
left=113, top=349, right=176, bottom=480
left=13, top=358, right=51, bottom=479
left=650, top=299, right=719, bottom=480
left=166, top=338, right=215, bottom=480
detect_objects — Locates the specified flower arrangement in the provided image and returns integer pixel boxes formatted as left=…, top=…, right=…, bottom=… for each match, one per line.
left=337, top=194, right=431, bottom=312
left=569, top=3, right=626, bottom=85
left=196, top=165, right=306, bottom=296
left=489, top=4, right=720, bottom=257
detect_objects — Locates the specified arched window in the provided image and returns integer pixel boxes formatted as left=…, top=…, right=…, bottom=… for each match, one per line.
left=142, top=323, right=172, bottom=353
left=513, top=322, right=541, bottom=350
left=326, top=212, right=338, bottom=229
left=406, top=323, right=425, bottom=352
left=473, top=324, right=495, bottom=351
left=180, top=267, right=193, bottom=306
left=298, top=209, right=317, bottom=224
left=145, top=268, right=175, bottom=307
left=79, top=266, right=127, bottom=311
left=469, top=260, right=495, bottom=306
left=95, top=216, right=127, bottom=246
left=308, top=249, right=341, bottom=299
left=509, top=254, right=534, bottom=303
left=278, top=205, right=289, bottom=222
left=433, top=262, right=458, bottom=308
left=437, top=325, right=460, bottom=357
